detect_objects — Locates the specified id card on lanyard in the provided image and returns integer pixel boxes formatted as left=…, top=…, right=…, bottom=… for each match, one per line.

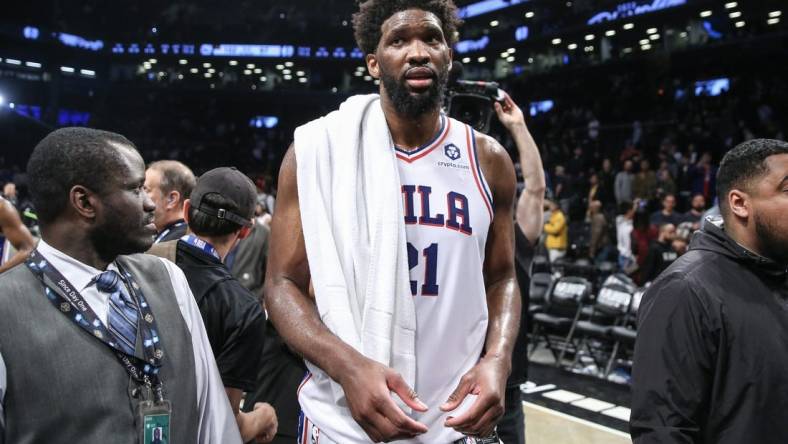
left=24, top=249, right=172, bottom=444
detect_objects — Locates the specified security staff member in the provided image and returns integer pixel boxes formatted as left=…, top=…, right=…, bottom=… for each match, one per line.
left=0, top=127, right=240, bottom=444
left=631, top=139, right=788, bottom=443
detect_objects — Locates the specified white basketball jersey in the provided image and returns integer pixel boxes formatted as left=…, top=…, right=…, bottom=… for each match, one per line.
left=299, top=115, right=493, bottom=443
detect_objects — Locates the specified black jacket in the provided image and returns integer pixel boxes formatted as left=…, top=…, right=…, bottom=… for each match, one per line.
left=631, top=220, right=788, bottom=444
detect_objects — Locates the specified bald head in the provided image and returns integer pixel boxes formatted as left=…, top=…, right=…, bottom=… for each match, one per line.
left=658, top=223, right=676, bottom=242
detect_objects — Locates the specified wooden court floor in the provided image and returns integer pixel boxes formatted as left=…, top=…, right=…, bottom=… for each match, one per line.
left=523, top=402, right=632, bottom=444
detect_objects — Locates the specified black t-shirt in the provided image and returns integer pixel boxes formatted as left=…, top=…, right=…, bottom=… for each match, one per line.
left=507, top=224, right=536, bottom=387
left=242, top=323, right=307, bottom=439
left=641, top=240, right=678, bottom=284
left=175, top=240, right=267, bottom=391
left=649, top=211, right=684, bottom=228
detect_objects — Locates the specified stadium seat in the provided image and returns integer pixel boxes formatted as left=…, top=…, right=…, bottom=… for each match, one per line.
left=604, top=285, right=647, bottom=377
left=569, top=278, right=635, bottom=374
left=530, top=276, right=593, bottom=366
left=527, top=272, right=554, bottom=316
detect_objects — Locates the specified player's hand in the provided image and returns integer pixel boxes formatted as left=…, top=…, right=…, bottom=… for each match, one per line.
left=440, top=355, right=508, bottom=437
left=493, top=91, right=527, bottom=133
left=338, top=355, right=429, bottom=442
left=250, top=402, right=278, bottom=443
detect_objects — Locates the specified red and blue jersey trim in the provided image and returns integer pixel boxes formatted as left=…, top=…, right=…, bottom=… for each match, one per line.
left=297, top=370, right=313, bottom=397
left=464, top=124, right=494, bottom=221
left=395, top=115, right=451, bottom=163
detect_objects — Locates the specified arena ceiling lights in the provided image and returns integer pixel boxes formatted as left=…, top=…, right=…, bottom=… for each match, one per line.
left=20, top=25, right=366, bottom=61
left=458, top=0, right=530, bottom=19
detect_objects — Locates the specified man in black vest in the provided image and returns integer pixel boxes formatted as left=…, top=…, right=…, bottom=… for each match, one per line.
left=0, top=127, right=240, bottom=444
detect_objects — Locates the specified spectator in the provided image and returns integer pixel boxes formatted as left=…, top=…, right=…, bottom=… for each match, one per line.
left=631, top=208, right=658, bottom=282
left=671, top=237, right=689, bottom=256
left=552, top=165, right=568, bottom=200
left=640, top=223, right=678, bottom=283
left=683, top=193, right=707, bottom=229
left=587, top=200, right=611, bottom=262
left=655, top=166, right=676, bottom=196
left=567, top=146, right=587, bottom=177
left=255, top=176, right=276, bottom=216
left=633, top=160, right=658, bottom=201
left=544, top=200, right=568, bottom=262
left=616, top=201, right=636, bottom=272
left=650, top=194, right=684, bottom=227
left=587, top=172, right=600, bottom=204
left=689, top=152, right=717, bottom=201
left=597, top=158, right=616, bottom=208
left=614, top=159, right=634, bottom=204
left=620, top=141, right=641, bottom=163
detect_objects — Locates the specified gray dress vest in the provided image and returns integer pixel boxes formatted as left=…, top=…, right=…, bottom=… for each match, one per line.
left=0, top=253, right=199, bottom=444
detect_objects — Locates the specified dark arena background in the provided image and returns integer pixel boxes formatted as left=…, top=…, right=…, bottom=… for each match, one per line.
left=1, top=1, right=786, bottom=443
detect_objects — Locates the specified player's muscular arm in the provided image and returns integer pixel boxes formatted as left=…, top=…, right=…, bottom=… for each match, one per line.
left=442, top=135, right=520, bottom=437
left=0, top=199, right=35, bottom=274
left=264, top=145, right=428, bottom=443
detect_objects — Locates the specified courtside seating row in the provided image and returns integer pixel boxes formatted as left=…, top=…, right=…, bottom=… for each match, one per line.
left=526, top=256, right=646, bottom=381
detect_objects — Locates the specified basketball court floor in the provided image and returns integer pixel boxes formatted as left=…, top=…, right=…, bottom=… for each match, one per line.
left=518, top=349, right=633, bottom=444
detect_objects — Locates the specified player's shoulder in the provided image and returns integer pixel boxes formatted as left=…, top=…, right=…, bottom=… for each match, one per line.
left=472, top=130, right=511, bottom=167
left=0, top=197, right=16, bottom=220
left=470, top=129, right=515, bottom=194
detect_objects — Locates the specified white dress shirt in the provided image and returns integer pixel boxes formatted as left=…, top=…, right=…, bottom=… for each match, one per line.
left=0, top=240, right=242, bottom=444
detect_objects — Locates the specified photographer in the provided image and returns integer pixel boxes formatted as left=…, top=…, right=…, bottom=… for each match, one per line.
left=494, top=91, right=546, bottom=444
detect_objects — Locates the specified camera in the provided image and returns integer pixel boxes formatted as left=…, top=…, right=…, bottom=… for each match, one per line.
left=445, top=62, right=503, bottom=133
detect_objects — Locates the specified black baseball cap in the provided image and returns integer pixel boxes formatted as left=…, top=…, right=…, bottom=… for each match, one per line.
left=190, top=167, right=256, bottom=227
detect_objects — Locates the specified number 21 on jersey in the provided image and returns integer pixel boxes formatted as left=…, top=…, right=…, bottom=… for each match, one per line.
left=407, top=243, right=439, bottom=296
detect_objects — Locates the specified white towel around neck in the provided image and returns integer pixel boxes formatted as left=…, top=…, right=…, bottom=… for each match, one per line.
left=294, top=94, right=417, bottom=404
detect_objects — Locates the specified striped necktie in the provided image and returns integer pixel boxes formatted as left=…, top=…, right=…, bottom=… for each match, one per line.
left=91, top=270, right=139, bottom=356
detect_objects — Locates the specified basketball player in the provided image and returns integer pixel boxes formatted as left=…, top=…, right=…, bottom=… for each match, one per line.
left=265, top=1, right=519, bottom=443
left=0, top=196, right=35, bottom=274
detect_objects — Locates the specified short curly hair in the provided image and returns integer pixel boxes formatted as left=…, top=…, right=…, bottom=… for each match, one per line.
left=353, top=0, right=463, bottom=55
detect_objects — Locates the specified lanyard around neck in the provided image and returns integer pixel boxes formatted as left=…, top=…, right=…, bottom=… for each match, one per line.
left=180, top=234, right=221, bottom=261
left=24, top=249, right=166, bottom=394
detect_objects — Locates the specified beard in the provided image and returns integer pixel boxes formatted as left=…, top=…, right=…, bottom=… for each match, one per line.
left=91, top=207, right=155, bottom=263
left=380, top=64, right=448, bottom=119
left=754, top=211, right=788, bottom=264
